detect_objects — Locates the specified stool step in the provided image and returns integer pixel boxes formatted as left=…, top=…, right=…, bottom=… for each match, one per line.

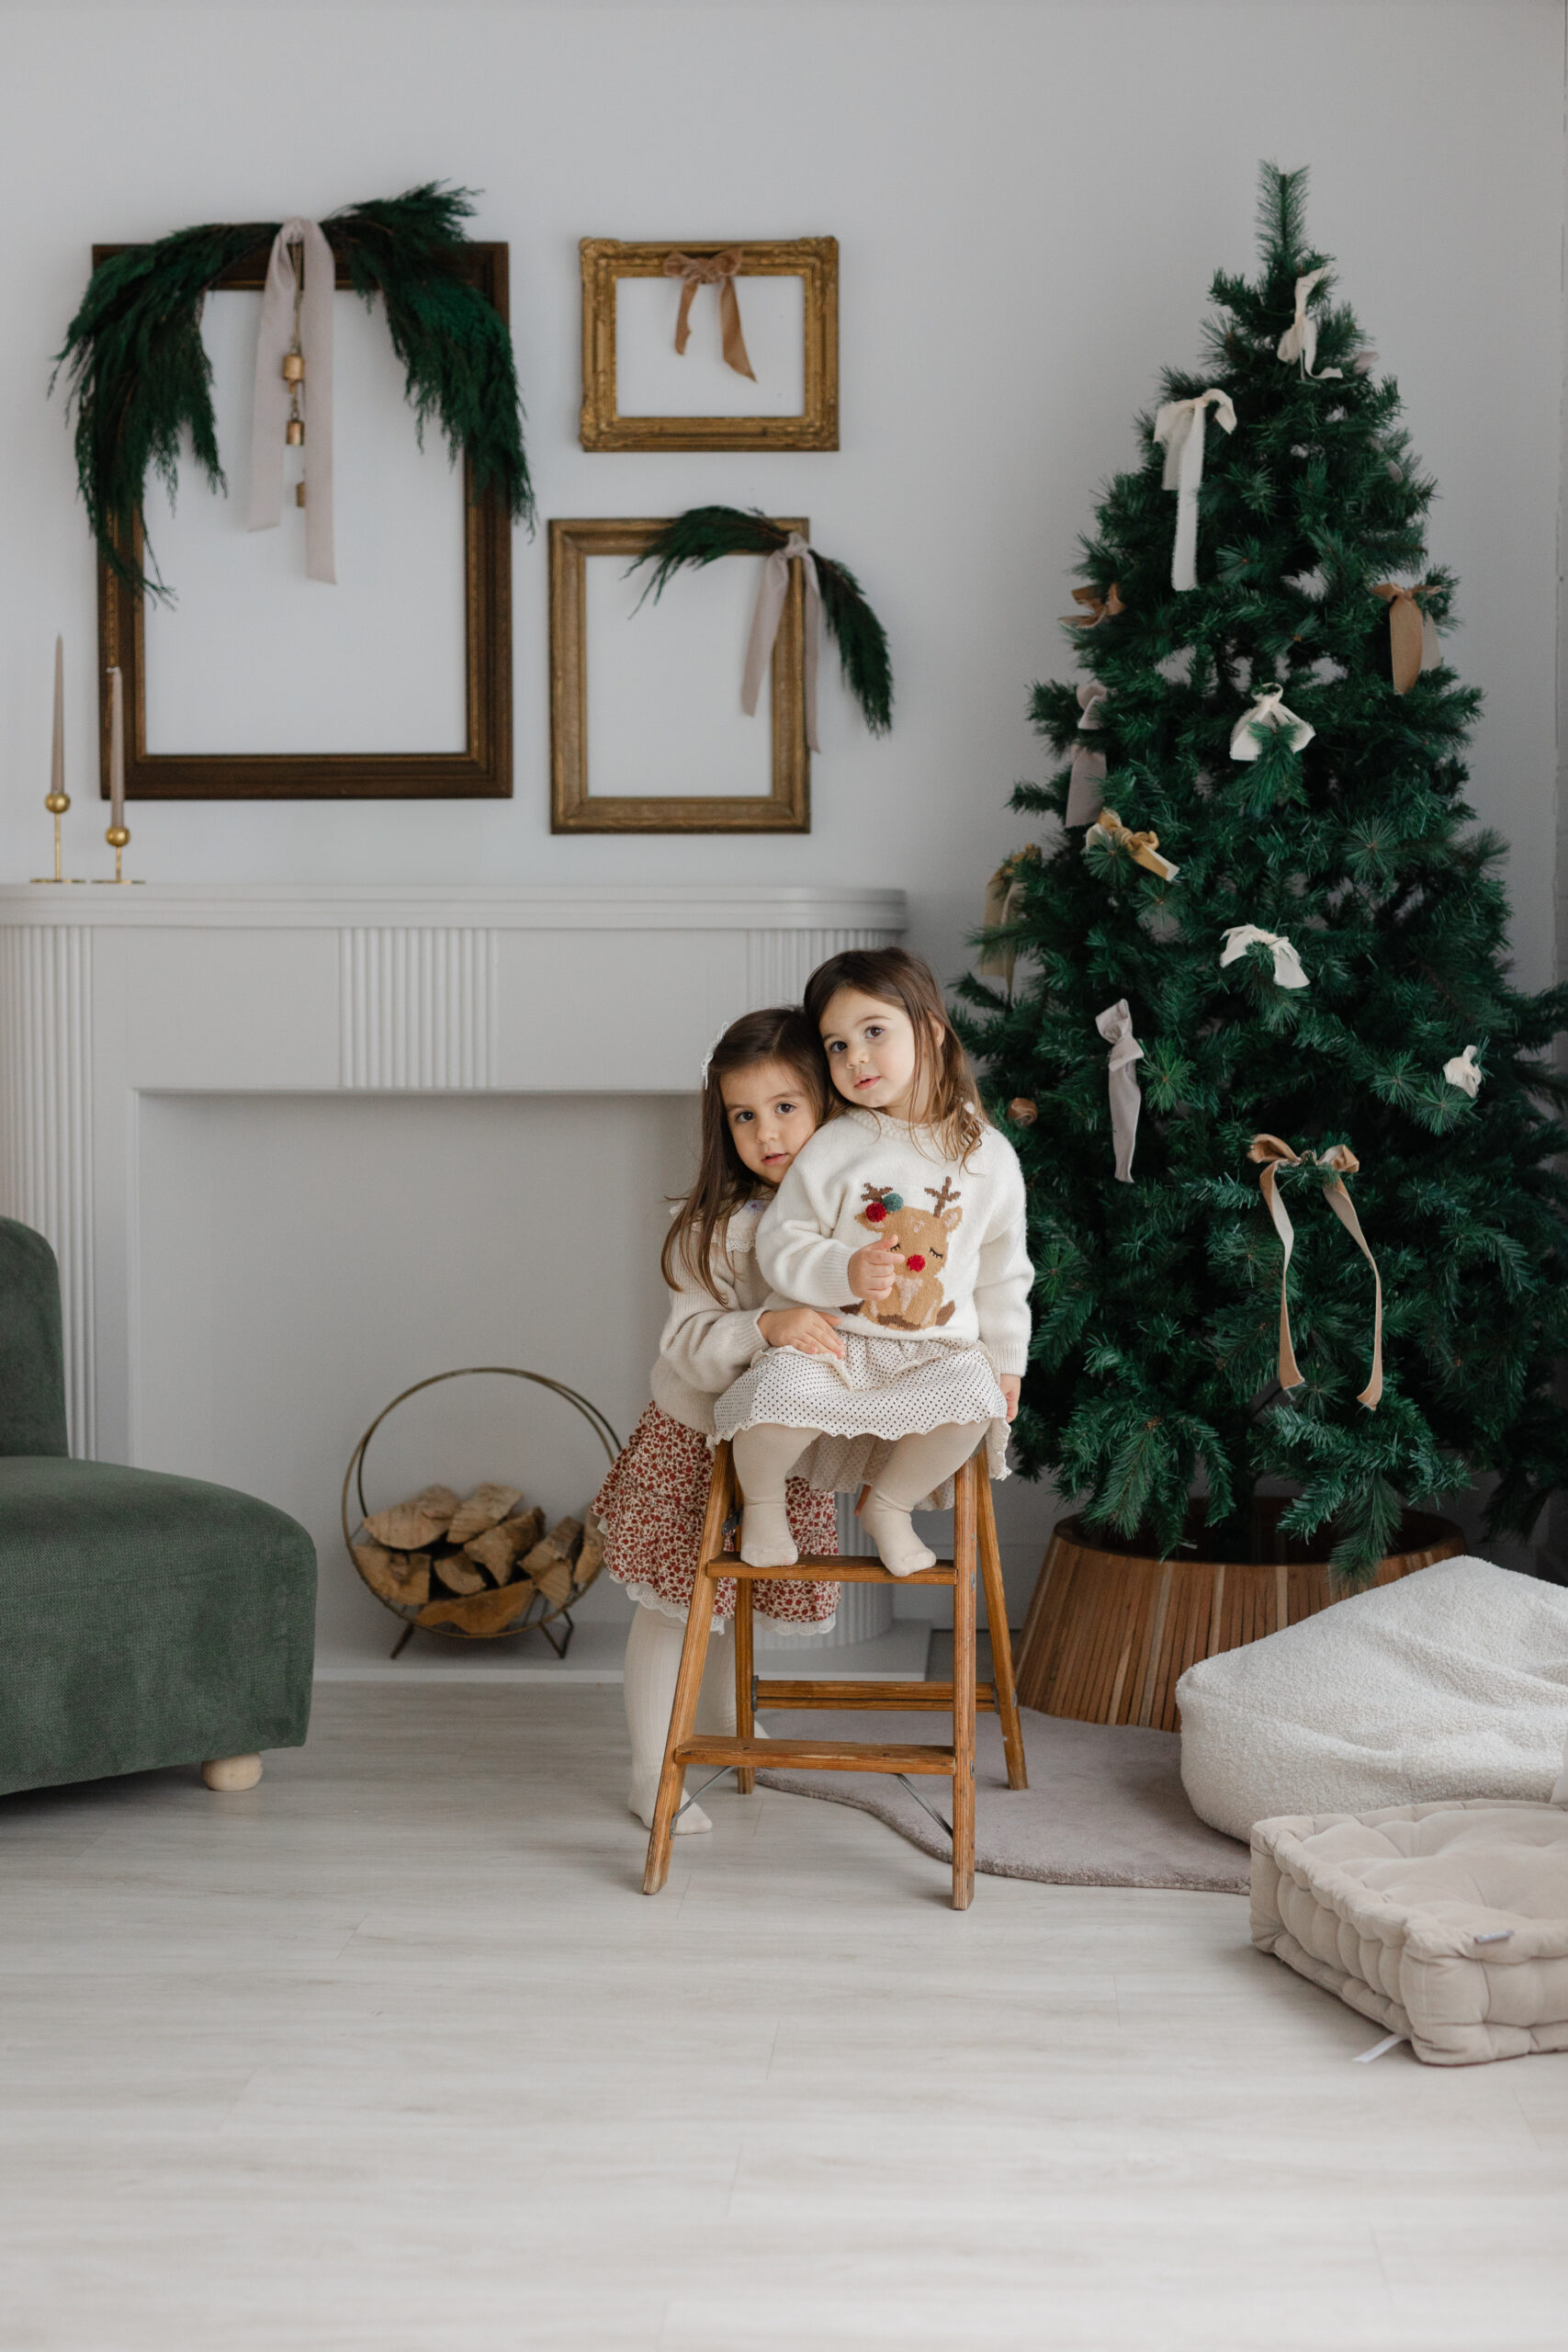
left=756, top=1679, right=998, bottom=1713
left=706, top=1556, right=956, bottom=1586
left=673, top=1736, right=955, bottom=1777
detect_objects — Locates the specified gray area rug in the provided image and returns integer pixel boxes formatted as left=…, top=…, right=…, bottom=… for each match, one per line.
left=756, top=1706, right=1249, bottom=1894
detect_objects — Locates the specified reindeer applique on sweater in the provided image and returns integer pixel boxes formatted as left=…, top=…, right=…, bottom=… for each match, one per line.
left=847, top=1181, right=963, bottom=1331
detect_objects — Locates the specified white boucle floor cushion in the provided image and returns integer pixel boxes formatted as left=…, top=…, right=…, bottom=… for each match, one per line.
left=1178, top=1556, right=1568, bottom=1842
left=1252, top=1800, right=1568, bottom=2064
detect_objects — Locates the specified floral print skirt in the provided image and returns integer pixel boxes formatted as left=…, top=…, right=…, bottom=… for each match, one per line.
left=595, top=1400, right=840, bottom=1631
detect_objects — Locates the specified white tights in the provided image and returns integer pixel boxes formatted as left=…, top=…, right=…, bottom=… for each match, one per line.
left=623, top=1602, right=744, bottom=1835
left=730, top=1419, right=988, bottom=1577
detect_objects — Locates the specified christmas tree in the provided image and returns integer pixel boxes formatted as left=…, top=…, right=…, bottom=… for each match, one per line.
left=961, top=164, right=1568, bottom=1575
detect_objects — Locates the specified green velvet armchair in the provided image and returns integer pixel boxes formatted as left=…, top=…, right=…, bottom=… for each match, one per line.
left=0, top=1217, right=316, bottom=1797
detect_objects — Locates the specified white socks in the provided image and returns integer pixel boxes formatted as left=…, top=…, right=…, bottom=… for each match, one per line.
left=624, top=1603, right=713, bottom=1833
left=623, top=1606, right=757, bottom=1833
left=860, top=1422, right=990, bottom=1577
left=730, top=1424, right=808, bottom=1566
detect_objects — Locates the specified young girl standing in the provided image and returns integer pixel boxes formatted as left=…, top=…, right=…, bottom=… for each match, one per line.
left=716, top=949, right=1032, bottom=1577
left=594, top=1007, right=842, bottom=1836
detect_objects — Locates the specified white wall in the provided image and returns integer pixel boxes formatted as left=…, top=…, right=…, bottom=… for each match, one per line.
left=0, top=0, right=1561, bottom=989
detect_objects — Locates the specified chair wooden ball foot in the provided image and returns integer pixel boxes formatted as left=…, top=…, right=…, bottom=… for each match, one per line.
left=202, top=1754, right=263, bottom=1792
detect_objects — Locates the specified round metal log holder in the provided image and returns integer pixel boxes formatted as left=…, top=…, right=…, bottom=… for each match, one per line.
left=342, top=1367, right=622, bottom=1661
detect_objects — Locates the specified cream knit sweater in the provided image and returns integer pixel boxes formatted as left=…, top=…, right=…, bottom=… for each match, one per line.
left=756, top=1112, right=1032, bottom=1375
left=649, top=1200, right=772, bottom=1436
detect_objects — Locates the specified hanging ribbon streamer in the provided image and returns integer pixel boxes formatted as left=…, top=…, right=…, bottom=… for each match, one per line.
left=1443, top=1045, right=1483, bottom=1099
left=976, top=846, right=1040, bottom=987
left=1220, top=924, right=1309, bottom=990
left=1248, top=1136, right=1383, bottom=1409
left=740, top=534, right=821, bottom=751
left=661, top=249, right=756, bottom=380
left=1276, top=266, right=1342, bottom=381
left=1087, top=808, right=1179, bottom=882
left=1371, top=582, right=1441, bottom=695
left=1066, top=681, right=1110, bottom=824
left=1152, top=390, right=1236, bottom=591
left=1095, top=1000, right=1144, bottom=1182
left=1230, top=684, right=1314, bottom=761
left=1061, top=582, right=1125, bottom=628
left=248, top=219, right=336, bottom=583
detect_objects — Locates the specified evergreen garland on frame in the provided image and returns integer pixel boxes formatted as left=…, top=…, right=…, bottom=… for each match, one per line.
left=958, top=164, right=1568, bottom=1577
left=54, top=183, right=533, bottom=597
left=629, top=505, right=894, bottom=735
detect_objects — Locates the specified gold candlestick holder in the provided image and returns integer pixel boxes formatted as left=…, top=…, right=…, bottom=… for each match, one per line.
left=32, top=790, right=85, bottom=885
left=94, top=823, right=142, bottom=886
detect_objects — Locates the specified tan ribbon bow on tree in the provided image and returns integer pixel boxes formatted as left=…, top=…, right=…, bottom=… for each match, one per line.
left=1087, top=808, right=1179, bottom=882
left=1371, top=582, right=1441, bottom=695
left=1061, top=582, right=1126, bottom=628
left=248, top=218, right=336, bottom=582
left=976, top=845, right=1041, bottom=988
left=1248, top=1136, right=1383, bottom=1409
left=1066, top=680, right=1110, bottom=824
left=662, top=249, right=756, bottom=380
left=1095, top=1000, right=1144, bottom=1182
left=1152, top=390, right=1236, bottom=591
left=1276, top=267, right=1343, bottom=381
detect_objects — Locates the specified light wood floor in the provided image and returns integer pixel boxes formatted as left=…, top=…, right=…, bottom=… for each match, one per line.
left=2, top=1684, right=1563, bottom=2351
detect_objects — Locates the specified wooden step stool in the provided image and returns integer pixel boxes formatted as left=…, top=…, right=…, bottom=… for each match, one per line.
left=642, top=1441, right=1027, bottom=1910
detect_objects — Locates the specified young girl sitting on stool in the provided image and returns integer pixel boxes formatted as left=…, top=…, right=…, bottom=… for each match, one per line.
left=594, top=1007, right=842, bottom=1836
left=716, top=949, right=1032, bottom=1577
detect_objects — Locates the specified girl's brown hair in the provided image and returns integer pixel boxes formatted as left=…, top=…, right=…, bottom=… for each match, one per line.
left=803, top=946, right=987, bottom=1164
left=662, top=1006, right=831, bottom=1300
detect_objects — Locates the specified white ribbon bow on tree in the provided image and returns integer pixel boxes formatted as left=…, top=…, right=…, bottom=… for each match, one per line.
left=248, top=218, right=336, bottom=583
left=1444, top=1045, right=1483, bottom=1098
left=741, top=533, right=820, bottom=752
left=1221, top=923, right=1309, bottom=990
left=1066, top=681, right=1110, bottom=824
left=1277, top=267, right=1342, bottom=381
left=1152, top=389, right=1236, bottom=591
left=1095, top=999, right=1145, bottom=1182
left=1230, top=684, right=1314, bottom=761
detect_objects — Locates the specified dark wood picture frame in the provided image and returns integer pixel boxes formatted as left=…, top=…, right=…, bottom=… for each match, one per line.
left=548, top=517, right=809, bottom=833
left=578, top=239, right=839, bottom=453
left=95, top=240, right=513, bottom=801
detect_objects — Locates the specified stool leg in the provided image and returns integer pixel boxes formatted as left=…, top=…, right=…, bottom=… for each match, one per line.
left=734, top=1577, right=756, bottom=1794
left=979, top=1475, right=1028, bottom=1791
left=643, top=1453, right=730, bottom=1895
left=950, top=1458, right=977, bottom=1911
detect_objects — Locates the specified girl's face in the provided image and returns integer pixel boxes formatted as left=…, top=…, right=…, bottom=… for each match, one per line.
left=718, top=1059, right=819, bottom=1187
left=818, top=988, right=925, bottom=1118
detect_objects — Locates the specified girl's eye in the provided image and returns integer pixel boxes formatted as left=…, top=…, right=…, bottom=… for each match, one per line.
left=731, top=1110, right=753, bottom=1125
left=775, top=1102, right=795, bottom=1115
left=866, top=1025, right=884, bottom=1039
left=827, top=1040, right=844, bottom=1055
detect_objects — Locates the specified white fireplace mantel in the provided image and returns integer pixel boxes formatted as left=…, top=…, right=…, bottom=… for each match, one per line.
left=0, top=883, right=905, bottom=1461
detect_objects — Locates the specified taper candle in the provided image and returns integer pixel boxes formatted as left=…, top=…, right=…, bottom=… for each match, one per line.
left=108, top=666, right=124, bottom=831
left=51, top=638, right=63, bottom=799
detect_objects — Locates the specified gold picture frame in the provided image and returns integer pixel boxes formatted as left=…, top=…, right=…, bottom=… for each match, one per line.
left=578, top=239, right=838, bottom=452
left=548, top=516, right=810, bottom=833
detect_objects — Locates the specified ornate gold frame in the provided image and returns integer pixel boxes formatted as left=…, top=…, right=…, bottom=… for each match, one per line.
left=94, top=240, right=513, bottom=800
left=548, top=517, right=810, bottom=833
left=578, top=239, right=838, bottom=452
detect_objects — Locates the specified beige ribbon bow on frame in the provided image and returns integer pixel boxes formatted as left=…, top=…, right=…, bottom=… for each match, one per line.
left=662, top=249, right=756, bottom=380
left=248, top=218, right=336, bottom=583
left=1095, top=1000, right=1144, bottom=1182
left=1087, top=808, right=1179, bottom=882
left=1248, top=1136, right=1383, bottom=1409
left=1152, top=390, right=1236, bottom=591
left=1277, top=267, right=1342, bottom=381
left=1371, top=582, right=1441, bottom=695
left=740, top=534, right=821, bottom=752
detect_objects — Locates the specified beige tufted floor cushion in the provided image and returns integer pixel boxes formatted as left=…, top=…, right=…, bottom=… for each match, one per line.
left=1252, top=1800, right=1568, bottom=2064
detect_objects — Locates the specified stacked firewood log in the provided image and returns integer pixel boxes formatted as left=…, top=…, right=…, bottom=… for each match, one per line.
left=352, top=1481, right=605, bottom=1637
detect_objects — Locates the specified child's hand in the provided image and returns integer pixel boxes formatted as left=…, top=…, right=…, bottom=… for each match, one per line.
left=999, top=1375, right=1021, bottom=1423
left=758, top=1307, right=845, bottom=1360
left=847, top=1239, right=903, bottom=1301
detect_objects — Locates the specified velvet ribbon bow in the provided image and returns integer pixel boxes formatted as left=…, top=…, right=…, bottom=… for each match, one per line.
left=976, top=845, right=1042, bottom=988
left=1061, top=582, right=1126, bottom=628
left=1276, top=267, right=1342, bottom=381
left=248, top=219, right=336, bottom=582
left=1152, top=390, right=1236, bottom=591
left=1220, top=924, right=1309, bottom=991
left=1248, top=1136, right=1383, bottom=1409
left=1066, top=681, right=1110, bottom=825
left=1371, top=582, right=1441, bottom=695
left=1095, top=1000, right=1144, bottom=1183
left=740, top=534, right=820, bottom=750
left=1087, top=808, right=1179, bottom=882
left=1443, top=1045, right=1483, bottom=1099
left=1230, top=685, right=1314, bottom=761
left=662, top=249, right=756, bottom=380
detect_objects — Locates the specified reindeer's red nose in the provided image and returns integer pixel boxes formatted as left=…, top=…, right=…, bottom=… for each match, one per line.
left=905, top=1253, right=926, bottom=1272
left=863, top=1201, right=886, bottom=1223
